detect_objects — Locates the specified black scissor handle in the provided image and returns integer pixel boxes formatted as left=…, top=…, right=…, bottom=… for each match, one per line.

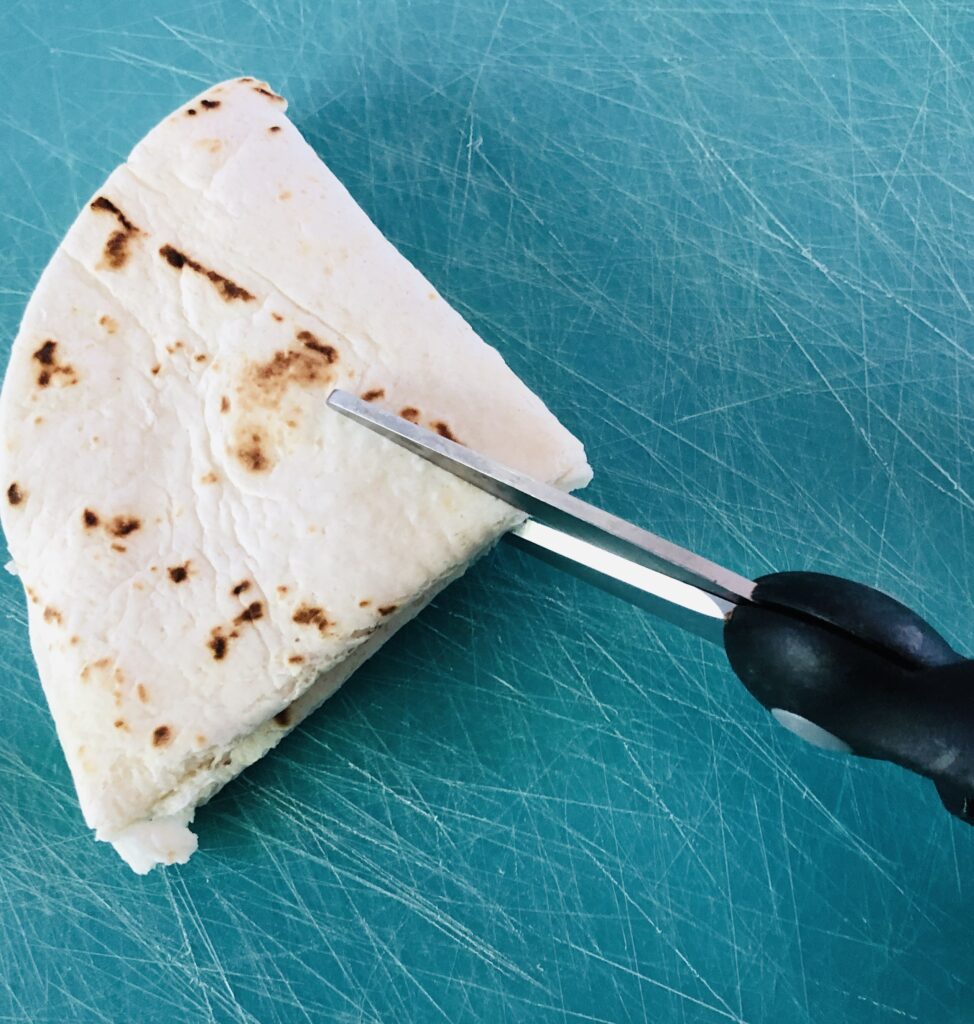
left=723, top=571, right=974, bottom=823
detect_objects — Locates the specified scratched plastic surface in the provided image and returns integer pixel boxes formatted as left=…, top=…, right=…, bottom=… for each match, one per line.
left=1, top=2, right=972, bottom=1021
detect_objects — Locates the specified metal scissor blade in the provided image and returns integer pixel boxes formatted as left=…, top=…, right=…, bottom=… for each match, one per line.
left=327, top=389, right=755, bottom=606
left=508, top=519, right=732, bottom=643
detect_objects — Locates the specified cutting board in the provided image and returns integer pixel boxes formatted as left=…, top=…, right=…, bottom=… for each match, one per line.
left=1, top=2, right=971, bottom=1020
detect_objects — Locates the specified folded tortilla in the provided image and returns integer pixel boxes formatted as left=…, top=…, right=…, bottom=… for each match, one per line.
left=0, top=78, right=591, bottom=872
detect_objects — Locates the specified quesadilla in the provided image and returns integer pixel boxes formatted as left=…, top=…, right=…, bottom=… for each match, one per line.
left=0, top=78, right=591, bottom=872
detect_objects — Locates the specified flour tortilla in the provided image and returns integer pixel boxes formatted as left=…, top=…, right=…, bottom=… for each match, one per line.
left=0, top=78, right=591, bottom=872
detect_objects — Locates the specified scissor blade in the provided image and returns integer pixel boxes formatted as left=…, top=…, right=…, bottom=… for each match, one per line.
left=327, top=389, right=755, bottom=605
left=509, top=519, right=732, bottom=642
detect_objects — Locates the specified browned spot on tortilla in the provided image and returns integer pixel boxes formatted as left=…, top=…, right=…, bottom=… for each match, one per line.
left=400, top=407, right=420, bottom=423
left=158, top=244, right=255, bottom=302
left=33, top=340, right=56, bottom=365
left=273, top=708, right=292, bottom=727
left=235, top=430, right=269, bottom=473
left=361, top=388, right=385, bottom=402
left=33, top=416, right=43, bottom=425
left=288, top=655, right=305, bottom=664
left=220, top=396, right=230, bottom=413
left=137, top=683, right=149, bottom=703
left=32, top=340, right=77, bottom=388
left=195, top=734, right=207, bottom=746
left=278, top=190, right=292, bottom=201
left=114, top=718, right=127, bottom=730
left=234, top=601, right=263, bottom=625
left=70, top=635, right=79, bottom=646
left=7, top=483, right=23, bottom=506
left=292, top=604, right=332, bottom=634
left=296, top=330, right=338, bottom=362
left=111, top=543, right=127, bottom=553
left=186, top=107, right=197, bottom=116
left=208, top=633, right=228, bottom=660
left=201, top=471, right=219, bottom=484
left=90, top=196, right=141, bottom=269
left=277, top=585, right=289, bottom=595
left=359, top=599, right=371, bottom=607
left=151, top=364, right=161, bottom=376
left=152, top=725, right=172, bottom=747
left=83, top=509, right=99, bottom=528
left=109, top=516, right=140, bottom=537
left=433, top=421, right=460, bottom=443
left=80, top=657, right=111, bottom=682
left=239, top=76, right=254, bottom=82
left=43, top=607, right=62, bottom=625
left=194, top=353, right=207, bottom=363
left=168, top=563, right=190, bottom=583
left=378, top=604, right=398, bottom=616
left=200, top=98, right=221, bottom=109
left=271, top=312, right=283, bottom=321
left=254, top=85, right=284, bottom=101
left=25, top=587, right=37, bottom=604
left=428, top=291, right=437, bottom=300
left=166, top=340, right=185, bottom=354
left=99, top=315, right=118, bottom=334
left=269, top=125, right=282, bottom=133
left=231, top=580, right=251, bottom=596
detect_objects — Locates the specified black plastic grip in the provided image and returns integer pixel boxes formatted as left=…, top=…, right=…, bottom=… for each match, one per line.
left=723, top=571, right=974, bottom=822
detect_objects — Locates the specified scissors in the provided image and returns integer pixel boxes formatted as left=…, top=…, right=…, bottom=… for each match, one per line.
left=328, top=389, right=974, bottom=824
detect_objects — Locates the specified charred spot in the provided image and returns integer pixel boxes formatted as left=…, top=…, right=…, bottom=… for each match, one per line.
left=231, top=580, right=251, bottom=596
left=433, top=421, right=460, bottom=443
left=33, top=340, right=57, bottom=366
left=271, top=312, right=283, bottom=321
left=43, top=606, right=62, bottom=624
left=378, top=604, right=398, bottom=616
left=288, top=654, right=305, bottom=664
left=268, top=125, right=282, bottom=133
left=37, top=370, right=50, bottom=387
left=168, top=563, right=189, bottom=583
left=234, top=601, right=264, bottom=625
left=292, top=604, right=331, bottom=633
left=152, top=725, right=172, bottom=747
left=114, top=718, right=126, bottom=729
left=194, top=353, right=207, bottom=363
left=220, top=396, right=230, bottom=413
left=109, top=516, right=141, bottom=537
left=209, top=634, right=228, bottom=661
left=160, top=244, right=186, bottom=269
left=361, top=388, right=385, bottom=402
left=359, top=599, right=371, bottom=608
left=200, top=98, right=221, bottom=109
left=83, top=509, right=99, bottom=528
left=151, top=364, right=161, bottom=375
left=158, top=244, right=255, bottom=301
left=90, top=196, right=138, bottom=233
left=7, top=483, right=23, bottom=506
left=400, top=407, right=420, bottom=423
left=277, top=585, right=289, bottom=595
left=186, top=107, right=197, bottom=116
left=254, top=85, right=284, bottom=100
left=297, top=331, right=337, bottom=362
left=239, top=76, right=255, bottom=82
left=90, top=196, right=140, bottom=268
left=273, top=708, right=292, bottom=727
left=111, top=543, right=127, bottom=553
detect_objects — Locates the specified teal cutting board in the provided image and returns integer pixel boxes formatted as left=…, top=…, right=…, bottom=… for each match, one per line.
left=1, top=2, right=972, bottom=1021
